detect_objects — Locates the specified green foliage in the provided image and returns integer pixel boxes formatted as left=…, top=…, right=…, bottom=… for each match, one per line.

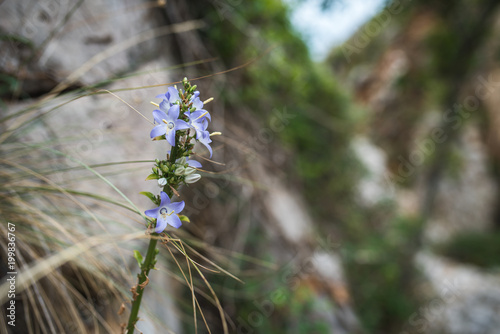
left=139, top=191, right=157, bottom=204
left=178, top=215, right=191, bottom=223
left=434, top=232, right=500, bottom=269
left=133, top=250, right=144, bottom=267
left=202, top=0, right=362, bottom=223
left=0, top=73, right=18, bottom=99
left=343, top=215, right=423, bottom=332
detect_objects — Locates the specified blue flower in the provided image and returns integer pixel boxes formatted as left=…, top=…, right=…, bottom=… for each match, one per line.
left=156, top=86, right=180, bottom=106
left=190, top=92, right=203, bottom=110
left=144, top=191, right=185, bottom=232
left=150, top=105, right=190, bottom=146
left=185, top=109, right=211, bottom=139
left=155, top=99, right=171, bottom=120
left=198, top=130, right=213, bottom=158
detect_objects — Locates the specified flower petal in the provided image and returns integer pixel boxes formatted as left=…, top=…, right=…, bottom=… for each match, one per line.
left=166, top=128, right=176, bottom=146
left=189, top=110, right=203, bottom=119
left=168, top=104, right=180, bottom=120
left=183, top=111, right=192, bottom=124
left=167, top=86, right=180, bottom=103
left=175, top=119, right=190, bottom=130
left=159, top=100, right=170, bottom=112
left=203, top=141, right=213, bottom=158
left=153, top=109, right=168, bottom=124
left=168, top=200, right=185, bottom=213
left=199, top=131, right=213, bottom=157
left=155, top=216, right=168, bottom=233
left=199, top=109, right=211, bottom=121
left=194, top=128, right=202, bottom=140
left=187, top=159, right=202, bottom=168
left=202, top=119, right=209, bottom=129
left=150, top=125, right=166, bottom=138
left=145, top=207, right=159, bottom=218
left=167, top=214, right=182, bottom=229
left=192, top=97, right=203, bottom=110
left=159, top=191, right=171, bottom=206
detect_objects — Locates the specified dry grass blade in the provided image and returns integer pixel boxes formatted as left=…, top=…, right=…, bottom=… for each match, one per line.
left=191, top=258, right=229, bottom=334
left=164, top=243, right=209, bottom=334
left=167, top=239, right=229, bottom=334
left=98, top=89, right=154, bottom=125
left=181, top=242, right=244, bottom=284
left=0, top=231, right=144, bottom=305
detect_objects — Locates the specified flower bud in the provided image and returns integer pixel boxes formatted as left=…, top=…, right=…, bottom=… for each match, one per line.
left=184, top=166, right=196, bottom=175
left=185, top=173, right=201, bottom=184
left=175, top=166, right=186, bottom=176
left=158, top=178, right=167, bottom=186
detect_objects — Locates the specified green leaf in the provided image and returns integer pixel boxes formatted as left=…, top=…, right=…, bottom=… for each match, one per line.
left=179, top=215, right=190, bottom=223
left=139, top=191, right=156, bottom=203
left=145, top=173, right=158, bottom=181
left=133, top=250, right=143, bottom=267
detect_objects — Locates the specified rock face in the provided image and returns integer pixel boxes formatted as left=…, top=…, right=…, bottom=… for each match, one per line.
left=1, top=1, right=360, bottom=333
left=0, top=0, right=171, bottom=97
left=425, top=125, right=498, bottom=243
left=417, top=252, right=500, bottom=334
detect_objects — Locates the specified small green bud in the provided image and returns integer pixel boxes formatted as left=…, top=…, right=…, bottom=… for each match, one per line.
left=155, top=159, right=160, bottom=164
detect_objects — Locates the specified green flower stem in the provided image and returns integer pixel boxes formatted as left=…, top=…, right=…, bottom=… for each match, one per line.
left=126, top=234, right=159, bottom=333
left=127, top=171, right=176, bottom=333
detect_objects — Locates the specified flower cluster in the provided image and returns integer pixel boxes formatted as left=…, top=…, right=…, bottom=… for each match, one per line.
left=150, top=85, right=213, bottom=157
left=143, top=78, right=217, bottom=233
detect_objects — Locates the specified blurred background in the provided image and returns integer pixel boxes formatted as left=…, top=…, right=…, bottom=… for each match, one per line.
left=1, top=0, right=500, bottom=333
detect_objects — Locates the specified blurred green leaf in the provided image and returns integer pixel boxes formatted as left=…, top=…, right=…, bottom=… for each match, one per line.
left=133, top=250, right=143, bottom=268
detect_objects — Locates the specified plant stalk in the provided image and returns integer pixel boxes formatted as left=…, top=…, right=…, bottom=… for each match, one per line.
left=126, top=234, right=159, bottom=333
left=127, top=147, right=178, bottom=333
